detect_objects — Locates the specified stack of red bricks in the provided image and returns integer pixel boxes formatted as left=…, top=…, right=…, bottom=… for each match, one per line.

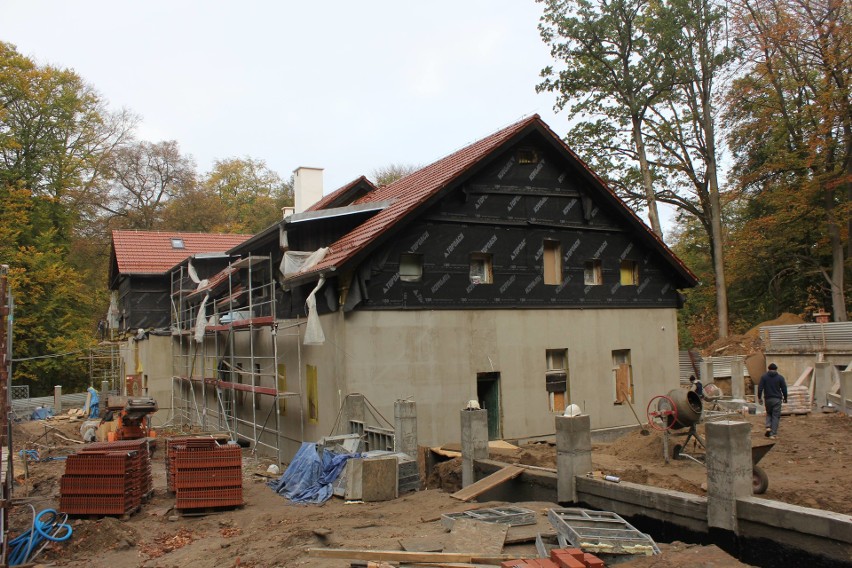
left=83, top=439, right=154, bottom=500
left=59, top=449, right=144, bottom=516
left=165, top=435, right=198, bottom=493
left=501, top=548, right=605, bottom=568
left=169, top=437, right=243, bottom=511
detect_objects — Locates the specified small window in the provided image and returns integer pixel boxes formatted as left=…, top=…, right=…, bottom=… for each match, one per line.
left=470, top=253, right=493, bottom=284
left=584, top=260, right=602, bottom=285
left=546, top=349, right=569, bottom=412
left=543, top=240, right=562, bottom=285
left=399, top=253, right=423, bottom=282
left=517, top=148, right=540, bottom=164
left=171, top=238, right=185, bottom=249
left=620, top=260, right=639, bottom=285
left=306, top=365, right=318, bottom=423
left=613, top=349, right=633, bottom=404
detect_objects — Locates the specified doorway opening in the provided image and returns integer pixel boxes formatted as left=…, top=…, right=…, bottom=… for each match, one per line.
left=476, top=371, right=501, bottom=440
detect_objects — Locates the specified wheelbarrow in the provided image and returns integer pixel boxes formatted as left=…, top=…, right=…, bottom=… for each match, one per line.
left=648, top=390, right=774, bottom=494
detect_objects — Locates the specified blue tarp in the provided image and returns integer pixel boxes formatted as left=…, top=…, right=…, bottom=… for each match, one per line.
left=30, top=407, right=53, bottom=420
left=268, top=442, right=359, bottom=504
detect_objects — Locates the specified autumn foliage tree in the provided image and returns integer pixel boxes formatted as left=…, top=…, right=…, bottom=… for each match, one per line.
left=726, top=0, right=851, bottom=321
left=0, top=42, right=132, bottom=393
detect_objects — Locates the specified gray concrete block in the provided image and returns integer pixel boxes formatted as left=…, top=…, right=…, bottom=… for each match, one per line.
left=706, top=420, right=752, bottom=532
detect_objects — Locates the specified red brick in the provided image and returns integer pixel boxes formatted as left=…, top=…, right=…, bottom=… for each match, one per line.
left=534, top=560, right=560, bottom=568
left=550, top=550, right=586, bottom=568
left=582, top=553, right=605, bottom=568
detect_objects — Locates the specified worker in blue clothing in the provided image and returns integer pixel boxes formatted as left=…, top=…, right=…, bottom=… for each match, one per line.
left=757, top=363, right=788, bottom=439
left=87, top=386, right=100, bottom=419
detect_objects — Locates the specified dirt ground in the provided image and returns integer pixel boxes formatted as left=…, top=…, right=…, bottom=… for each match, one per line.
left=8, top=409, right=850, bottom=567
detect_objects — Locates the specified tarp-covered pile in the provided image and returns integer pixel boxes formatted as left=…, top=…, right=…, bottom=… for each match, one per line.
left=268, top=442, right=359, bottom=504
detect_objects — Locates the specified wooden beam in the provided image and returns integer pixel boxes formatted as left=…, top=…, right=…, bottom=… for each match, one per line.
left=307, top=548, right=526, bottom=564
left=793, top=367, right=814, bottom=387
left=451, top=465, right=523, bottom=501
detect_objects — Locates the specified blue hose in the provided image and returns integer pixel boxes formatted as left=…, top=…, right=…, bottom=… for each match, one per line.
left=8, top=507, right=73, bottom=566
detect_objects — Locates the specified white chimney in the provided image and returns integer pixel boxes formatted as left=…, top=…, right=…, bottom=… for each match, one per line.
left=293, top=167, right=324, bottom=213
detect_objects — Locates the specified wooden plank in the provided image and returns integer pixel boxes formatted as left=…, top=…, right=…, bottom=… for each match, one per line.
left=793, top=367, right=814, bottom=387
left=450, top=465, right=523, bottom=502
left=399, top=535, right=446, bottom=552
left=443, top=518, right=508, bottom=555
left=307, top=548, right=525, bottom=563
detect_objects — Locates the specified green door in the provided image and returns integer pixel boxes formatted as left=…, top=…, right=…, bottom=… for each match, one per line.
left=477, top=372, right=501, bottom=440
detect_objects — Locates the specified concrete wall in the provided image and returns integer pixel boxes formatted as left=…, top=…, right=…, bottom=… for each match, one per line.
left=175, top=305, right=681, bottom=462
left=117, top=334, right=172, bottom=427
left=762, top=353, right=850, bottom=406
left=310, top=307, right=680, bottom=448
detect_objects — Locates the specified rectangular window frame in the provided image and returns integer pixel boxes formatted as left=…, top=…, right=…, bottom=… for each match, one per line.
left=612, top=349, right=633, bottom=404
left=584, top=260, right=602, bottom=285
left=469, top=252, right=493, bottom=284
left=306, top=364, right=319, bottom=423
left=546, top=348, right=569, bottom=413
left=399, top=253, right=424, bottom=282
left=620, top=260, right=639, bottom=286
left=543, top=240, right=563, bottom=285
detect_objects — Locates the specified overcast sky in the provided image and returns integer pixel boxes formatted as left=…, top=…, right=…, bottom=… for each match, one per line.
left=1, top=2, right=565, bottom=187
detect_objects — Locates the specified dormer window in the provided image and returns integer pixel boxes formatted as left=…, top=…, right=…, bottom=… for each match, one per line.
left=171, top=238, right=185, bottom=249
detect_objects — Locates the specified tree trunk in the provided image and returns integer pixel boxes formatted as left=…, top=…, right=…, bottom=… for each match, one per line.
left=825, top=189, right=848, bottom=321
left=631, top=116, right=663, bottom=238
left=702, top=100, right=729, bottom=338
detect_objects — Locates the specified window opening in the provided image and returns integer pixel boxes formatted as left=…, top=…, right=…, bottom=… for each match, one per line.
left=399, top=253, right=423, bottom=282
left=171, top=238, right=185, bottom=249
left=620, top=260, right=639, bottom=286
left=306, top=365, right=319, bottom=423
left=584, top=260, right=602, bottom=285
left=546, top=349, right=569, bottom=412
left=517, top=148, right=540, bottom=164
left=612, top=349, right=633, bottom=404
left=470, top=253, right=493, bottom=284
left=543, top=240, right=562, bottom=285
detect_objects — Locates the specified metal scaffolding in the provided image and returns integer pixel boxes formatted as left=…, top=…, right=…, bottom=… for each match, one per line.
left=170, top=255, right=302, bottom=463
left=87, top=342, right=123, bottom=392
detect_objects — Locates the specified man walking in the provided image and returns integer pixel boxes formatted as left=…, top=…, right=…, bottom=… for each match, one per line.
left=757, top=363, right=788, bottom=439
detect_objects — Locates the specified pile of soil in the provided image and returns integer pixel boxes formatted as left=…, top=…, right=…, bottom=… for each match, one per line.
left=702, top=312, right=805, bottom=356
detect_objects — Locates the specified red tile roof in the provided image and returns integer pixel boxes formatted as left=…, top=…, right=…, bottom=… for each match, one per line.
left=295, top=115, right=540, bottom=279
left=286, top=114, right=697, bottom=286
left=111, top=230, right=251, bottom=275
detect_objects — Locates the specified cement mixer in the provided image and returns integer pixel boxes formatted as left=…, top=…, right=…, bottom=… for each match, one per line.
left=646, top=388, right=773, bottom=494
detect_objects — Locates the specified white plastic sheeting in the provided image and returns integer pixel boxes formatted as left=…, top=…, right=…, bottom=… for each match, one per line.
left=304, top=277, right=326, bottom=345
left=194, top=293, right=209, bottom=343
left=280, top=247, right=329, bottom=277
left=187, top=259, right=209, bottom=290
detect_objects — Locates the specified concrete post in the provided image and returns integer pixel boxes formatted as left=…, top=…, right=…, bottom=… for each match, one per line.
left=342, top=393, right=366, bottom=433
left=460, top=408, right=488, bottom=488
left=730, top=358, right=745, bottom=400
left=555, top=414, right=593, bottom=504
left=53, top=385, right=62, bottom=414
left=706, top=421, right=752, bottom=533
left=393, top=399, right=417, bottom=458
left=813, top=362, right=831, bottom=408
left=700, top=359, right=714, bottom=387
left=840, top=370, right=852, bottom=416
left=101, top=380, right=110, bottom=402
